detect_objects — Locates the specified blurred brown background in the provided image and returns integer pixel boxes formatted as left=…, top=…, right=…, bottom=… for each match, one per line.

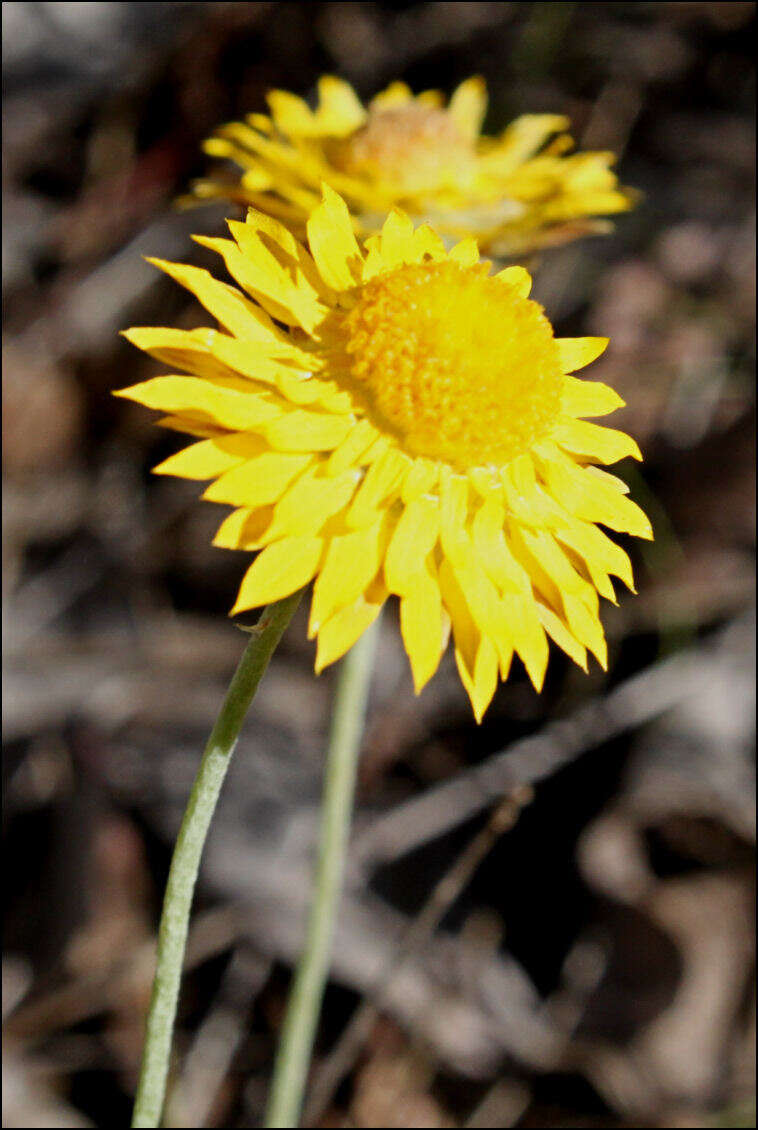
left=2, top=3, right=755, bottom=1127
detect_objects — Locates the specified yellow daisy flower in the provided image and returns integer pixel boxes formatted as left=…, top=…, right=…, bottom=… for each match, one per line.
left=189, top=76, right=635, bottom=256
left=117, top=188, right=651, bottom=720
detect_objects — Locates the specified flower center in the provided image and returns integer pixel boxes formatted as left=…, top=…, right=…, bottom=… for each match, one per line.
left=340, top=261, right=563, bottom=469
left=333, top=106, right=476, bottom=194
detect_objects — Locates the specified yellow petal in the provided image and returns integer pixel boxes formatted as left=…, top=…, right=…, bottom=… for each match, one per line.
left=437, top=558, right=479, bottom=678
left=555, top=519, right=635, bottom=593
left=144, top=258, right=273, bottom=343
left=449, top=550, right=514, bottom=675
left=194, top=233, right=325, bottom=332
left=400, top=561, right=447, bottom=693
left=316, top=76, right=367, bottom=136
left=122, top=326, right=234, bottom=381
left=518, top=526, right=599, bottom=615
left=213, top=506, right=272, bottom=550
left=448, top=76, right=487, bottom=140
left=439, top=469, right=470, bottom=565
left=448, top=237, right=480, bottom=267
left=471, top=492, right=527, bottom=596
left=263, top=465, right=360, bottom=541
left=401, top=458, right=438, bottom=502
left=502, top=591, right=549, bottom=692
left=346, top=447, right=409, bottom=528
left=370, top=82, right=413, bottom=109
left=203, top=451, right=313, bottom=506
left=455, top=636, right=499, bottom=723
left=502, top=454, right=567, bottom=529
left=266, top=89, right=317, bottom=135
left=536, top=445, right=652, bottom=539
left=555, top=337, right=609, bottom=373
left=376, top=209, right=416, bottom=268
left=315, top=587, right=386, bottom=673
left=552, top=418, right=642, bottom=464
left=561, top=375, right=625, bottom=418
left=494, top=265, right=532, bottom=298
left=115, top=376, right=282, bottom=431
left=307, top=184, right=362, bottom=292
left=536, top=602, right=587, bottom=671
left=232, top=536, right=323, bottom=612
left=264, top=410, right=354, bottom=452
left=309, top=520, right=385, bottom=632
left=157, top=414, right=229, bottom=439
left=561, top=592, right=608, bottom=668
left=325, top=419, right=378, bottom=475
left=384, top=497, right=439, bottom=595
left=153, top=434, right=265, bottom=479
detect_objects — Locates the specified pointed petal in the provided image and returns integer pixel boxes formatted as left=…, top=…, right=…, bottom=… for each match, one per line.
left=448, top=76, right=487, bottom=140
left=307, top=185, right=362, bottom=291
left=232, top=537, right=322, bottom=612
left=556, top=337, right=609, bottom=373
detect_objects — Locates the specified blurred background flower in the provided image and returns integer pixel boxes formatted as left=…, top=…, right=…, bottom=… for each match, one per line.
left=2, top=3, right=755, bottom=1128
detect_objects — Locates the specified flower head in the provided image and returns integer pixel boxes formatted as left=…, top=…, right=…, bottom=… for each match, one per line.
left=118, top=188, right=651, bottom=720
left=190, top=76, right=635, bottom=256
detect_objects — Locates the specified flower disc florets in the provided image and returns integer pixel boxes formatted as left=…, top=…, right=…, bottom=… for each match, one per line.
left=339, top=261, right=562, bottom=468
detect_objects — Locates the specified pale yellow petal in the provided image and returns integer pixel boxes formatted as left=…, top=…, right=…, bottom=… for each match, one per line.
left=316, top=76, right=367, bottom=135
left=370, top=82, right=413, bottom=109
left=266, top=89, right=317, bottom=136
left=447, top=76, right=487, bottom=140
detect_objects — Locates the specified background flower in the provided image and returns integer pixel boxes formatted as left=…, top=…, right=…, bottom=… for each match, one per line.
left=190, top=76, right=636, bottom=256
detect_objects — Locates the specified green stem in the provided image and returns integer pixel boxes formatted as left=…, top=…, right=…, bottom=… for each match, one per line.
left=132, top=592, right=303, bottom=1129
left=264, top=616, right=380, bottom=1128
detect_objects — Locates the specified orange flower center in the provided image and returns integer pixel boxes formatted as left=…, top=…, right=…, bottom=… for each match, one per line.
left=334, top=105, right=476, bottom=194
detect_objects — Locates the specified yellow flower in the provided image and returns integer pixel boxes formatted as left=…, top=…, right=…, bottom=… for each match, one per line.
left=117, top=189, right=651, bottom=720
left=189, top=76, right=635, bottom=256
